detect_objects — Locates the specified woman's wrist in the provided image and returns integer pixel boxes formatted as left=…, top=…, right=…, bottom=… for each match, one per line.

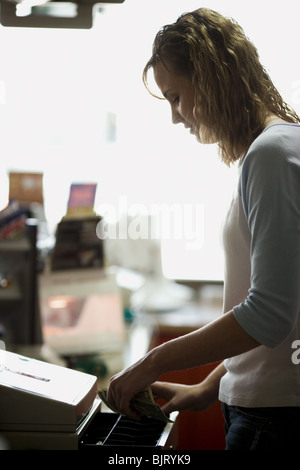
left=144, top=343, right=168, bottom=380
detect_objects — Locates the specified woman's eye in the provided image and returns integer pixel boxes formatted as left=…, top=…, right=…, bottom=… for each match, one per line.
left=172, top=96, right=179, bottom=104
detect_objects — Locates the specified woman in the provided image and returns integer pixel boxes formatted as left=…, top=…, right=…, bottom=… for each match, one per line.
left=106, top=8, right=300, bottom=450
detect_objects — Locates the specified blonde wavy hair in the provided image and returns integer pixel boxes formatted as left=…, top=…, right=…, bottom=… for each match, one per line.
left=143, top=8, right=300, bottom=165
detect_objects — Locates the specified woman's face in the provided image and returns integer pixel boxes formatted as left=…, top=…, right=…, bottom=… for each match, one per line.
left=153, top=60, right=216, bottom=144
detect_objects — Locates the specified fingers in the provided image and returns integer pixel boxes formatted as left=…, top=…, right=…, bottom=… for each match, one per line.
left=106, top=377, right=142, bottom=421
left=151, top=381, right=185, bottom=400
left=151, top=381, right=174, bottom=400
left=152, top=381, right=196, bottom=414
left=161, top=400, right=177, bottom=416
left=151, top=381, right=179, bottom=415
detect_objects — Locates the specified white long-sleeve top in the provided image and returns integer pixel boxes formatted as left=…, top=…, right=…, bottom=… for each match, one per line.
left=219, top=123, right=300, bottom=407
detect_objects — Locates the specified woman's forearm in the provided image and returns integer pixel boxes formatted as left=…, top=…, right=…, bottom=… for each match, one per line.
left=107, top=310, right=260, bottom=418
left=202, top=361, right=228, bottom=393
left=150, top=310, right=260, bottom=377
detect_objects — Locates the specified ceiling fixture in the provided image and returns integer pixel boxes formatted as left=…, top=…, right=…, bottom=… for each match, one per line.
left=0, top=0, right=125, bottom=29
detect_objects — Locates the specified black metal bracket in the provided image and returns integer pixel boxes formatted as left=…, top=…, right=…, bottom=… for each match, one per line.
left=0, top=0, right=125, bottom=29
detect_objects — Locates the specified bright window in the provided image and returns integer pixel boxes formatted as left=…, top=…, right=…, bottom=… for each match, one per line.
left=0, top=0, right=299, bottom=281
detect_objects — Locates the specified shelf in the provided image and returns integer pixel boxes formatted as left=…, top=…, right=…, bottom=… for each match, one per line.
left=0, top=237, right=30, bottom=252
left=0, top=283, right=22, bottom=301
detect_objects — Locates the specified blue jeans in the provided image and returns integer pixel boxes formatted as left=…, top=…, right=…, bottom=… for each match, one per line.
left=222, top=403, right=300, bottom=450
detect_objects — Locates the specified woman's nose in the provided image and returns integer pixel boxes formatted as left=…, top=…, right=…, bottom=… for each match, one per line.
left=171, top=108, right=183, bottom=125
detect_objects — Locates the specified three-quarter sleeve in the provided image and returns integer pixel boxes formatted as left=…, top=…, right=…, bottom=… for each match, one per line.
left=233, top=127, right=300, bottom=348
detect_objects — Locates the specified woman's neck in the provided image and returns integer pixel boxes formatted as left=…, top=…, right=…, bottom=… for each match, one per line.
left=264, top=113, right=287, bottom=129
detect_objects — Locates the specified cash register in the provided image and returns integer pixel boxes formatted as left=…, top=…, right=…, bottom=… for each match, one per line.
left=0, top=350, right=177, bottom=450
